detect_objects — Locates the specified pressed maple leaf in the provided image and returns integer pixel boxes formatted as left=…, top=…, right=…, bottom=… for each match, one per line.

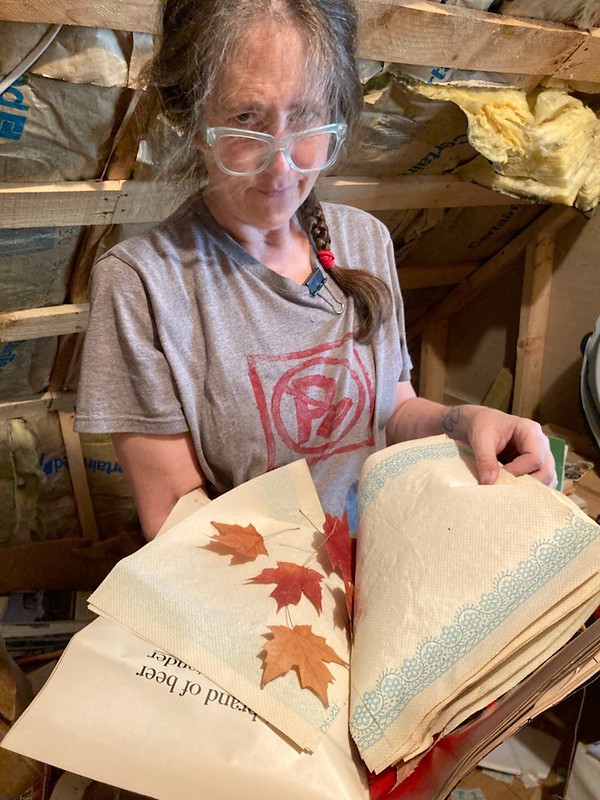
left=323, top=512, right=353, bottom=584
left=208, top=521, right=268, bottom=561
left=261, top=624, right=346, bottom=706
left=247, top=561, right=323, bottom=612
left=323, top=511, right=355, bottom=620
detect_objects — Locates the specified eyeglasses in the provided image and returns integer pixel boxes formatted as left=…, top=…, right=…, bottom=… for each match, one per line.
left=202, top=121, right=348, bottom=176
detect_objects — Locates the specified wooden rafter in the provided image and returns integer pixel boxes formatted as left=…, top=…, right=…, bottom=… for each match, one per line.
left=0, top=1, right=598, bottom=82
left=406, top=205, right=575, bottom=342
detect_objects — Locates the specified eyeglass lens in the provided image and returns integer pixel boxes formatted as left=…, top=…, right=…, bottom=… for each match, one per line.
left=215, top=130, right=339, bottom=174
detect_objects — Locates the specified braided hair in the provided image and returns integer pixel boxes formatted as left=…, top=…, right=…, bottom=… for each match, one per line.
left=298, top=191, right=392, bottom=344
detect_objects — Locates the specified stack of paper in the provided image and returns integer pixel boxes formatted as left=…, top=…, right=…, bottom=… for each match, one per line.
left=2, top=437, right=600, bottom=799
left=349, top=435, right=600, bottom=773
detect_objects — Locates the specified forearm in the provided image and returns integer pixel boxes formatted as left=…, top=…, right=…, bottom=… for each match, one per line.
left=112, top=432, right=206, bottom=541
left=385, top=388, right=555, bottom=487
left=386, top=396, right=470, bottom=446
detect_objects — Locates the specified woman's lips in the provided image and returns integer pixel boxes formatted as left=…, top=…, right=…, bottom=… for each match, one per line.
left=257, top=186, right=294, bottom=198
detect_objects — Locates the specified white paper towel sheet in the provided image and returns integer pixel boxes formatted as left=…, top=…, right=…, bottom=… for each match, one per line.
left=349, top=435, right=600, bottom=772
left=2, top=617, right=368, bottom=800
left=87, top=459, right=350, bottom=753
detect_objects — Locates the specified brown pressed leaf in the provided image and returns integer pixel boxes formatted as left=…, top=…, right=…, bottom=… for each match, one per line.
left=208, top=521, right=268, bottom=561
left=323, top=511, right=355, bottom=621
left=247, top=561, right=323, bottom=613
left=261, top=624, right=346, bottom=706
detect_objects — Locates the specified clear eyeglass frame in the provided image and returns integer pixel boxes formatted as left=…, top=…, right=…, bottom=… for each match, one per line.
left=202, top=120, right=348, bottom=176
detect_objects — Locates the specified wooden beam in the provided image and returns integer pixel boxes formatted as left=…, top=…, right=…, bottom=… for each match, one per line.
left=0, top=176, right=529, bottom=229
left=1, top=1, right=598, bottom=83
left=553, top=27, right=600, bottom=82
left=59, top=411, right=100, bottom=542
left=419, top=320, right=448, bottom=403
left=0, top=392, right=75, bottom=420
left=398, top=262, right=479, bottom=290
left=0, top=0, right=160, bottom=33
left=512, top=235, right=555, bottom=418
left=407, top=205, right=574, bottom=342
left=0, top=304, right=89, bottom=342
left=319, top=177, right=530, bottom=211
left=357, top=1, right=589, bottom=78
left=0, top=180, right=188, bottom=229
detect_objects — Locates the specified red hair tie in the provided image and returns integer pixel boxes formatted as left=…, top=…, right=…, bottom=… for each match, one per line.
left=317, top=249, right=335, bottom=270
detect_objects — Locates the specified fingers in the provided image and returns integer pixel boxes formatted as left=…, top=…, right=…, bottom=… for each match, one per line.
left=467, top=412, right=556, bottom=487
left=474, top=453, right=500, bottom=486
left=495, top=424, right=556, bottom=487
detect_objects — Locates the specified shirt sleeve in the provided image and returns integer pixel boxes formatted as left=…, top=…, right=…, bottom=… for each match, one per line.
left=74, top=254, right=189, bottom=435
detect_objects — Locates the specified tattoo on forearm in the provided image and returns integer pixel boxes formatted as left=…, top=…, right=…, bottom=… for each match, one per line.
left=442, top=406, right=461, bottom=433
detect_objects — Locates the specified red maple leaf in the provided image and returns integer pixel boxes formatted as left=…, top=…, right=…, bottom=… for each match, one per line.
left=208, top=521, right=268, bottom=561
left=261, top=624, right=346, bottom=705
left=323, top=511, right=355, bottom=620
left=247, top=561, right=323, bottom=612
left=323, top=512, right=353, bottom=584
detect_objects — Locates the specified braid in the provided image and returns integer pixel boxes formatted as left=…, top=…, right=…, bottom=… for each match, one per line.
left=299, top=191, right=392, bottom=345
left=310, top=203, right=331, bottom=252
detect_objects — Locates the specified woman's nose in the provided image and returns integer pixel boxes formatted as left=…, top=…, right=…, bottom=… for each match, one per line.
left=265, top=147, right=292, bottom=176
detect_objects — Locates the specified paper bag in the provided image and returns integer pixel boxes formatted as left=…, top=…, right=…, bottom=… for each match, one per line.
left=350, top=435, right=600, bottom=772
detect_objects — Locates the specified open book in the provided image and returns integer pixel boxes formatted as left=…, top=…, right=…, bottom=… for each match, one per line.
left=2, top=436, right=600, bottom=799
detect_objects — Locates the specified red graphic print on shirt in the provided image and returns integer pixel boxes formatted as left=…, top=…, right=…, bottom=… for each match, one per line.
left=247, top=333, right=375, bottom=470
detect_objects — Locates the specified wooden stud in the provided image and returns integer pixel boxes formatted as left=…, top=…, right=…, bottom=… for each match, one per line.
left=0, top=1, right=598, bottom=83
left=0, top=304, right=89, bottom=342
left=58, top=411, right=100, bottom=543
left=512, top=235, right=555, bottom=418
left=419, top=320, right=448, bottom=403
left=407, top=205, right=574, bottom=342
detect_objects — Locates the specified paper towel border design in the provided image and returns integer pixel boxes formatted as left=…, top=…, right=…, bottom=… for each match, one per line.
left=350, top=512, right=599, bottom=752
left=359, top=442, right=459, bottom=515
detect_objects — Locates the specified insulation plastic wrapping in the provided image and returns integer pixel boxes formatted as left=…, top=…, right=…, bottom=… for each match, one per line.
left=0, top=23, right=153, bottom=181
left=0, top=412, right=138, bottom=547
left=496, top=0, right=600, bottom=29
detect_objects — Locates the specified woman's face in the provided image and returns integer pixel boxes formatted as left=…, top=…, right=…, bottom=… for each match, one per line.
left=201, top=23, right=329, bottom=236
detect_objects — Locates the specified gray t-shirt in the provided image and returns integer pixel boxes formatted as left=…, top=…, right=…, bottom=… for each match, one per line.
left=75, top=196, right=412, bottom=528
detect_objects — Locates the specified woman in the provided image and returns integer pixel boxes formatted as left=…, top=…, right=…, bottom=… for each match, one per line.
left=74, top=0, right=555, bottom=540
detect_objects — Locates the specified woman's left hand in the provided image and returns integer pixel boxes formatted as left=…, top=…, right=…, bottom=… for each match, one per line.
left=387, top=383, right=557, bottom=488
left=447, top=404, right=557, bottom=488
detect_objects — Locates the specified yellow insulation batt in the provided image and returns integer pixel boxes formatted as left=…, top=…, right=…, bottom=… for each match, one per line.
left=413, top=81, right=600, bottom=212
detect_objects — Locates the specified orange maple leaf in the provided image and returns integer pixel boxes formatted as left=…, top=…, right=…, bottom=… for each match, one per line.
left=261, top=624, right=346, bottom=706
left=247, top=561, right=323, bottom=613
left=323, top=512, right=355, bottom=620
left=208, top=521, right=268, bottom=561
